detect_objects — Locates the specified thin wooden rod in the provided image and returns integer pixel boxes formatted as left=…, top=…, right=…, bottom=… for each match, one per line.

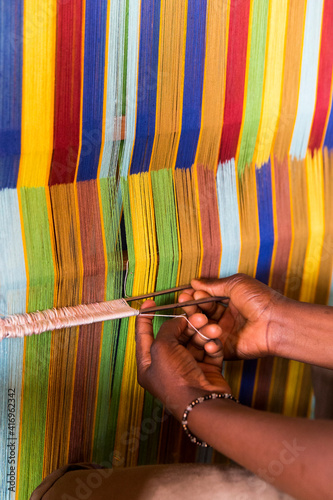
left=125, top=284, right=192, bottom=302
left=138, top=296, right=229, bottom=314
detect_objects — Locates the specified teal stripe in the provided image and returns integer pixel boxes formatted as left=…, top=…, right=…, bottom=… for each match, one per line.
left=217, top=160, right=241, bottom=276
left=290, top=0, right=324, bottom=160
left=120, top=0, right=141, bottom=179
left=99, top=0, right=127, bottom=178
left=0, top=189, right=26, bottom=500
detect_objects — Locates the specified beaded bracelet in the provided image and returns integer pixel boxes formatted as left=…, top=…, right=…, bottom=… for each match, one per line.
left=182, top=393, right=240, bottom=447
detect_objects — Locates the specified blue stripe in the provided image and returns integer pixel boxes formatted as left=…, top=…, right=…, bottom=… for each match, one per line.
left=255, top=161, right=275, bottom=284
left=239, top=161, right=274, bottom=405
left=324, top=95, right=333, bottom=149
left=175, top=0, right=207, bottom=169
left=238, top=360, right=258, bottom=406
left=0, top=1, right=23, bottom=188
left=130, top=0, right=160, bottom=174
left=77, top=0, right=108, bottom=181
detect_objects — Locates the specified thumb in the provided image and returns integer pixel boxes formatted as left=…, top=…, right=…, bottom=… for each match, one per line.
left=135, top=300, right=155, bottom=381
left=191, top=276, right=232, bottom=297
left=191, top=274, right=256, bottom=300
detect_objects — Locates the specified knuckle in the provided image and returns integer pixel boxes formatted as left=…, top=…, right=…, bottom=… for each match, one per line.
left=229, top=273, right=250, bottom=285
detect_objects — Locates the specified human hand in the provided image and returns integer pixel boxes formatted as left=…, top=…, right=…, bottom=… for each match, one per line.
left=135, top=300, right=231, bottom=421
left=179, top=274, right=286, bottom=360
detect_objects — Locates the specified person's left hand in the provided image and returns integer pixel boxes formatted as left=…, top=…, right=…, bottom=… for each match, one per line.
left=135, top=300, right=231, bottom=421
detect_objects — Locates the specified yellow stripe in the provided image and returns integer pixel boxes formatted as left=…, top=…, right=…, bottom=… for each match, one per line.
left=299, top=150, right=325, bottom=302
left=149, top=0, right=187, bottom=171
left=194, top=0, right=229, bottom=171
left=173, top=170, right=182, bottom=286
left=287, top=1, right=308, bottom=158
left=114, top=173, right=158, bottom=465
left=18, top=0, right=57, bottom=187
left=272, top=0, right=307, bottom=159
left=284, top=362, right=304, bottom=416
left=193, top=163, right=204, bottom=275
left=237, top=162, right=260, bottom=278
left=283, top=156, right=295, bottom=295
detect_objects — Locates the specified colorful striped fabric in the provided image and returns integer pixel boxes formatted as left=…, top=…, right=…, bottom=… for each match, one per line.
left=1, top=0, right=333, bottom=497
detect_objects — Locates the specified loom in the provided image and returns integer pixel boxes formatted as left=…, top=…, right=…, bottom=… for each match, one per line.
left=0, top=0, right=333, bottom=497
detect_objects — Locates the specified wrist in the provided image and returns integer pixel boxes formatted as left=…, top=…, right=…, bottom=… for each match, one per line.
left=164, top=386, right=218, bottom=422
left=182, top=393, right=239, bottom=447
left=267, top=295, right=294, bottom=357
left=268, top=298, right=333, bottom=368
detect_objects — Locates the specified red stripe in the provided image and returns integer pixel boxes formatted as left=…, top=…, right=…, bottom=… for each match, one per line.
left=219, top=0, right=250, bottom=163
left=49, top=1, right=83, bottom=185
left=68, top=181, right=106, bottom=462
left=197, top=166, right=221, bottom=279
left=308, top=0, right=333, bottom=152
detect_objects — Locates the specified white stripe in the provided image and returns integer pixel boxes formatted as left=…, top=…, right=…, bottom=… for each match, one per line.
left=289, top=0, right=324, bottom=160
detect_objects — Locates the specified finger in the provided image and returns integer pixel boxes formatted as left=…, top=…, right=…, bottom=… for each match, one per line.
left=192, top=290, right=226, bottom=321
left=179, top=290, right=226, bottom=321
left=191, top=275, right=252, bottom=303
left=186, top=321, right=222, bottom=362
left=203, top=338, right=224, bottom=367
left=178, top=291, right=199, bottom=317
left=182, top=313, right=209, bottom=360
left=191, top=277, right=226, bottom=296
left=189, top=322, right=222, bottom=349
left=191, top=274, right=269, bottom=318
left=183, top=312, right=209, bottom=340
left=135, top=300, right=155, bottom=380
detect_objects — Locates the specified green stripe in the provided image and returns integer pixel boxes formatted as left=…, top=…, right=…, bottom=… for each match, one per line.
left=94, top=178, right=134, bottom=459
left=237, top=0, right=269, bottom=174
left=138, top=169, right=179, bottom=464
left=18, top=187, right=54, bottom=499
left=93, top=177, right=125, bottom=462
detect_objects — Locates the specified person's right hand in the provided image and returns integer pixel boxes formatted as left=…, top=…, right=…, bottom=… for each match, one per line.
left=179, top=274, right=286, bottom=360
